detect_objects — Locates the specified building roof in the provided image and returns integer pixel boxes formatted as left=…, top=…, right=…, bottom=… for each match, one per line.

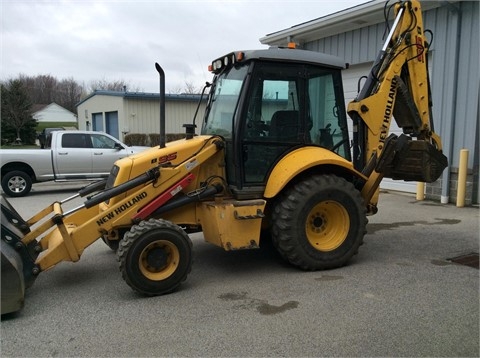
left=76, top=90, right=205, bottom=107
left=31, top=102, right=75, bottom=116
left=260, top=0, right=453, bottom=46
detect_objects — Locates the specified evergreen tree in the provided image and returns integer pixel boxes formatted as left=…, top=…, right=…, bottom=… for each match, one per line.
left=1, top=80, right=37, bottom=145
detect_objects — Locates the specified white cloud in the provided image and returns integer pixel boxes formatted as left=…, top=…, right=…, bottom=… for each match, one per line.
left=1, top=0, right=366, bottom=92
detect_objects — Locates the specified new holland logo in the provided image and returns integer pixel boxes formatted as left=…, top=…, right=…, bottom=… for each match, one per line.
left=96, top=192, right=148, bottom=226
left=379, top=77, right=397, bottom=149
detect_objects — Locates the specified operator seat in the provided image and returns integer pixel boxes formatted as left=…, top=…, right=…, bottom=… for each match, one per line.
left=269, top=110, right=299, bottom=141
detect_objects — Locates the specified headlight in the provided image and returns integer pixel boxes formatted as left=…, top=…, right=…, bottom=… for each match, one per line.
left=209, top=52, right=245, bottom=74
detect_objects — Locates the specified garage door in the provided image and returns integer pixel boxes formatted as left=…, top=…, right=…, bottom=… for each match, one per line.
left=341, top=62, right=417, bottom=193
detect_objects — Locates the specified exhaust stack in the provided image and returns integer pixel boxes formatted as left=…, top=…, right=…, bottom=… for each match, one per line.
left=155, top=62, right=166, bottom=148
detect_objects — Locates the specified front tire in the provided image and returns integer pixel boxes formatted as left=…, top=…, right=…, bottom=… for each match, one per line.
left=117, top=219, right=192, bottom=296
left=1, top=171, right=32, bottom=197
left=271, top=174, right=367, bottom=270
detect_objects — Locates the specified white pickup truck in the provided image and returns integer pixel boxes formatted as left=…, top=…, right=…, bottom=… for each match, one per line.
left=0, top=131, right=149, bottom=197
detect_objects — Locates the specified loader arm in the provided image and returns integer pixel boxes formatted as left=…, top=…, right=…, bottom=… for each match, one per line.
left=1, top=136, right=225, bottom=314
left=31, top=136, right=223, bottom=272
left=347, top=0, right=447, bottom=209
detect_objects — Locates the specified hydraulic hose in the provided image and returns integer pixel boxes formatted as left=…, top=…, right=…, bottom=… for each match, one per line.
left=84, top=168, right=159, bottom=209
left=152, top=183, right=223, bottom=216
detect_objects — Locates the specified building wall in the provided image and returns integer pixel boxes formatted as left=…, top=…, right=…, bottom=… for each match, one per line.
left=77, top=93, right=207, bottom=142
left=304, top=1, right=479, bottom=204
left=77, top=94, right=125, bottom=135
left=123, top=98, right=206, bottom=135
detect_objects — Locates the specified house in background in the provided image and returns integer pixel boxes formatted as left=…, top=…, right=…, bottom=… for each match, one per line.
left=32, top=102, right=77, bottom=124
left=76, top=90, right=207, bottom=140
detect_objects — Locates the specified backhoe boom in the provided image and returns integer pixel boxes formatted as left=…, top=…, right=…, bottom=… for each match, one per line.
left=348, top=0, right=447, bottom=207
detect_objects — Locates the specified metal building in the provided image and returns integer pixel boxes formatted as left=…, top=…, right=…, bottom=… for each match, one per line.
left=260, top=0, right=479, bottom=204
left=76, top=90, right=206, bottom=141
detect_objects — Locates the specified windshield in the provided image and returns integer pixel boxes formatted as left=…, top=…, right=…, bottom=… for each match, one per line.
left=201, top=65, right=249, bottom=138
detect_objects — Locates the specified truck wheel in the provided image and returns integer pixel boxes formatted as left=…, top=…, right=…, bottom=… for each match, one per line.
left=117, top=218, right=192, bottom=296
left=271, top=174, right=367, bottom=270
left=1, top=171, right=32, bottom=197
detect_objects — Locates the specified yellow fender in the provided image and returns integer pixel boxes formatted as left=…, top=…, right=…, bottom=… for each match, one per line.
left=264, top=147, right=365, bottom=198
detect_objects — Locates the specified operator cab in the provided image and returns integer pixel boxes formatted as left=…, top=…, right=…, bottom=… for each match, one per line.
left=201, top=47, right=350, bottom=198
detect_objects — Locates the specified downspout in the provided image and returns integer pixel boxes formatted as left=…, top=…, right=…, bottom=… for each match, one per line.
left=439, top=2, right=461, bottom=204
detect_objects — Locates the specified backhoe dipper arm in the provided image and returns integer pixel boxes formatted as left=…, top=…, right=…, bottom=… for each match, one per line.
left=347, top=0, right=446, bottom=207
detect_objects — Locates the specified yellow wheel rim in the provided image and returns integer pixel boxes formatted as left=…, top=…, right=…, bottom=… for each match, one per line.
left=139, top=240, right=180, bottom=281
left=306, top=200, right=350, bottom=251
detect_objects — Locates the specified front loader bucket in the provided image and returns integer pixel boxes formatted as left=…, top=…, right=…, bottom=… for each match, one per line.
left=1, top=240, right=25, bottom=315
left=1, top=195, right=38, bottom=315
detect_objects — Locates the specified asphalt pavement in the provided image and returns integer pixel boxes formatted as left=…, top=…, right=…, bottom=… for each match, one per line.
left=1, top=181, right=479, bottom=357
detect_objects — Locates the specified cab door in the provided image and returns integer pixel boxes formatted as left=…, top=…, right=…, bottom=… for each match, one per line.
left=237, top=62, right=350, bottom=193
left=239, top=62, right=306, bottom=188
left=90, top=133, right=128, bottom=175
left=54, top=133, right=93, bottom=177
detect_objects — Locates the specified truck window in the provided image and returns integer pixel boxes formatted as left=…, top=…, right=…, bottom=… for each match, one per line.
left=91, top=133, right=117, bottom=149
left=62, top=134, right=89, bottom=148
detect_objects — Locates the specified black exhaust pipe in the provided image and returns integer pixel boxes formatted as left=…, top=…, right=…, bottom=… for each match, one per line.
left=155, top=63, right=166, bottom=149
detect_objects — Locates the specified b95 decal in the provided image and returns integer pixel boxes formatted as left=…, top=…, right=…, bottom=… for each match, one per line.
left=151, top=152, right=177, bottom=164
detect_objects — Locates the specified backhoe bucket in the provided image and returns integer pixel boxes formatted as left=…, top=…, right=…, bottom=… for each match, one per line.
left=1, top=195, right=37, bottom=315
left=381, top=135, right=448, bottom=183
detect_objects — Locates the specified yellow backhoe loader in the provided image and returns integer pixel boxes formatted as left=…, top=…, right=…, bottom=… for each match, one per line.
left=1, top=0, right=447, bottom=315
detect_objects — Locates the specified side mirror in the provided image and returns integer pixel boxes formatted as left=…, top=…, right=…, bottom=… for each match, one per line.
left=114, top=142, right=124, bottom=150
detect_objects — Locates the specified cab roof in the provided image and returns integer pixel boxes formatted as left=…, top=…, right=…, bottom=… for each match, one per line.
left=236, top=47, right=346, bottom=69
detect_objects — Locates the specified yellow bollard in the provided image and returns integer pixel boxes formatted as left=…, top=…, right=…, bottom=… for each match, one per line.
left=416, top=182, right=425, bottom=200
left=456, top=149, right=469, bottom=207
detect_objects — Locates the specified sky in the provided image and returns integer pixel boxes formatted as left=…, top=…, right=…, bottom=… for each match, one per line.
left=1, top=0, right=367, bottom=93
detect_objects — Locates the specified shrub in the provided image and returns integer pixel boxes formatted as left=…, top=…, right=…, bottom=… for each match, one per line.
left=124, top=133, right=147, bottom=146
left=166, top=133, right=186, bottom=142
left=125, top=133, right=187, bottom=146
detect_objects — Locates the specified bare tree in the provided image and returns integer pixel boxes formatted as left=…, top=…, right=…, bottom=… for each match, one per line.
left=170, top=80, right=205, bottom=95
left=183, top=80, right=201, bottom=94
left=6, top=74, right=141, bottom=118
left=56, top=77, right=85, bottom=113
left=88, top=78, right=131, bottom=93
left=33, top=74, right=57, bottom=104
left=15, top=74, right=85, bottom=113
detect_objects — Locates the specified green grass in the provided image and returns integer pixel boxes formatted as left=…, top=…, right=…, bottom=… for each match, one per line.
left=1, top=123, right=77, bottom=148
left=36, top=122, right=78, bottom=131
left=1, top=144, right=40, bottom=149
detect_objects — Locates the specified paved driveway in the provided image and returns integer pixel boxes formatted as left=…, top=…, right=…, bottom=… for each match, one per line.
left=1, top=183, right=479, bottom=357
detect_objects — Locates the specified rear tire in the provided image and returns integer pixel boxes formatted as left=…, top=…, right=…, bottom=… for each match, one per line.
left=271, top=174, right=366, bottom=270
left=117, top=219, right=192, bottom=296
left=1, top=171, right=32, bottom=197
